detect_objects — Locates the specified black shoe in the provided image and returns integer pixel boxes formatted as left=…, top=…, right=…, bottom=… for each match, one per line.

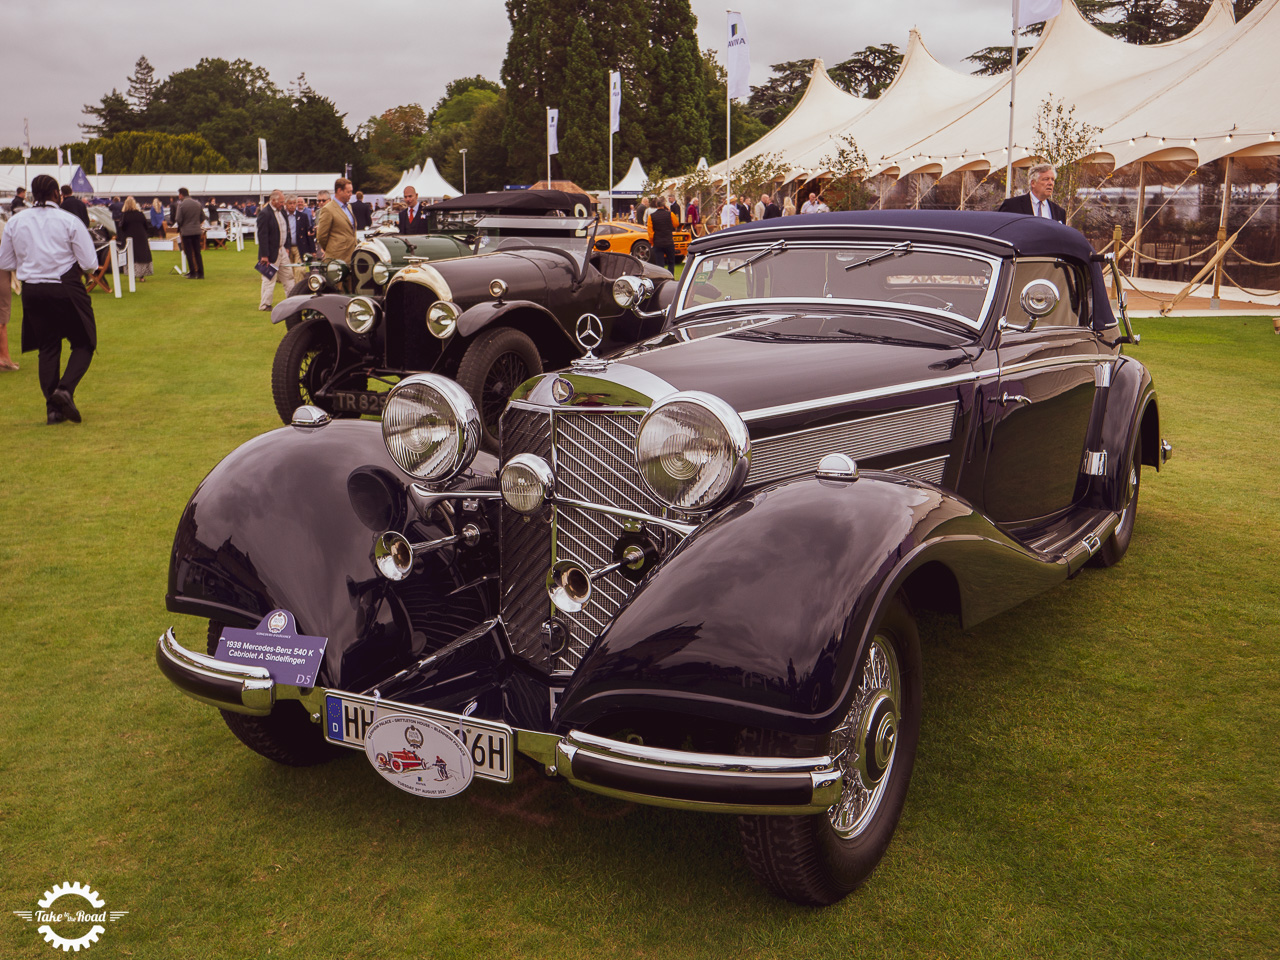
left=47, top=410, right=66, bottom=425
left=50, top=388, right=81, bottom=423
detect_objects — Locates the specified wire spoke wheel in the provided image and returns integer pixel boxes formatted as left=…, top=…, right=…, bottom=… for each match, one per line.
left=456, top=326, right=543, bottom=452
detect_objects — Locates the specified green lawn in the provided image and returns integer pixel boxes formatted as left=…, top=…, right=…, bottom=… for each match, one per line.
left=0, top=246, right=1276, bottom=958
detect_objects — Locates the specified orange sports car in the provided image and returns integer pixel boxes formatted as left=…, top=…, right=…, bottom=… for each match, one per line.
left=596, top=218, right=690, bottom=262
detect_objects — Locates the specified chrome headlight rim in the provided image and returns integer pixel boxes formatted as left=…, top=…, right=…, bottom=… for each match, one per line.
left=381, top=373, right=481, bottom=483
left=345, top=295, right=379, bottom=334
left=371, top=262, right=391, bottom=286
left=427, top=300, right=462, bottom=339
left=612, top=274, right=654, bottom=309
left=489, top=278, right=508, bottom=300
left=306, top=272, right=325, bottom=292
left=499, top=453, right=555, bottom=515
left=635, top=391, right=751, bottom=513
left=325, top=259, right=349, bottom=284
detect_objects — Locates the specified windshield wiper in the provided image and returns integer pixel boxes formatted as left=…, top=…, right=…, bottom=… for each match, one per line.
left=728, top=240, right=787, bottom=274
left=843, top=241, right=913, bottom=272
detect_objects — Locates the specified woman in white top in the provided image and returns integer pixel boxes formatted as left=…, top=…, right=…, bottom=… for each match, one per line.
left=719, top=198, right=739, bottom=228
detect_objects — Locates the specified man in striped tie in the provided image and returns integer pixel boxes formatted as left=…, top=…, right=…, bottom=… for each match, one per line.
left=998, top=163, right=1066, bottom=223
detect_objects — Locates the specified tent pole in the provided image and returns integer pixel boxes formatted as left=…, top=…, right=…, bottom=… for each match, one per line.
left=1005, top=0, right=1019, bottom=199
left=1129, top=161, right=1147, bottom=277
left=726, top=80, right=732, bottom=202
left=1212, top=156, right=1233, bottom=309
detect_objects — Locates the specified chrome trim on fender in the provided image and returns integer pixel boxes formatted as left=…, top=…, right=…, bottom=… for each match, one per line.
left=1082, top=451, right=1108, bottom=476
left=155, top=628, right=274, bottom=716
left=741, top=370, right=983, bottom=423
left=387, top=261, right=454, bottom=303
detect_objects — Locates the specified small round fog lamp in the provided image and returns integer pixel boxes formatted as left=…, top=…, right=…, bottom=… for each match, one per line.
left=500, top=454, right=554, bottom=514
left=489, top=278, right=508, bottom=300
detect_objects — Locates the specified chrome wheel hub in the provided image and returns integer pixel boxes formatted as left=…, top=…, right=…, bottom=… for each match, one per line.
left=828, top=634, right=902, bottom=839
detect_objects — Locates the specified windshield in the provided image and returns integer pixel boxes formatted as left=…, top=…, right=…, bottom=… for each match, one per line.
left=678, top=240, right=999, bottom=327
left=473, top=221, right=597, bottom=269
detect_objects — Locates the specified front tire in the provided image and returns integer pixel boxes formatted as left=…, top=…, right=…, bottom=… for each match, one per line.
left=738, top=592, right=922, bottom=905
left=455, top=326, right=543, bottom=451
left=271, top=317, right=360, bottom=424
left=206, top=621, right=341, bottom=767
left=630, top=239, right=651, bottom=262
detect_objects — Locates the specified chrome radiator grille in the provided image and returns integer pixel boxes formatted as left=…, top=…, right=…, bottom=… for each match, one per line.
left=499, top=405, right=659, bottom=676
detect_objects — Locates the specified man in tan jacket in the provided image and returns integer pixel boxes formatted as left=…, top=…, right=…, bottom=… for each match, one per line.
left=315, top=177, right=358, bottom=262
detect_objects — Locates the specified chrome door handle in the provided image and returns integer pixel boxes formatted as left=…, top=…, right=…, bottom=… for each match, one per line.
left=993, top=393, right=1031, bottom=406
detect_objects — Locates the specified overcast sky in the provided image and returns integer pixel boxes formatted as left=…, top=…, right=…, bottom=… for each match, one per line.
left=5, top=0, right=1024, bottom=149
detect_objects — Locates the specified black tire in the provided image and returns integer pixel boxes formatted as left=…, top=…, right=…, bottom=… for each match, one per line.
left=206, top=621, right=342, bottom=767
left=455, top=326, right=543, bottom=451
left=1091, top=434, right=1141, bottom=567
left=271, top=316, right=359, bottom=424
left=738, top=592, right=922, bottom=905
left=630, top=239, right=651, bottom=262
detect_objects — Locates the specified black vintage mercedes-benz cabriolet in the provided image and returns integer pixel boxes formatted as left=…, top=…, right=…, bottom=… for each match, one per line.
left=156, top=210, right=1171, bottom=905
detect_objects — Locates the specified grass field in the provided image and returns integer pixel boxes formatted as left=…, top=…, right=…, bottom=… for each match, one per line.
left=1, top=245, right=1276, bottom=959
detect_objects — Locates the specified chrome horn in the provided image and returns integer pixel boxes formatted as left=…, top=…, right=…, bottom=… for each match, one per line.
left=546, top=547, right=645, bottom=613
left=374, top=525, right=480, bottom=581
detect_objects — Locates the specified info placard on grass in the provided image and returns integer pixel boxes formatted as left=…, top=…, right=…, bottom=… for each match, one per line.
left=214, top=609, right=327, bottom=686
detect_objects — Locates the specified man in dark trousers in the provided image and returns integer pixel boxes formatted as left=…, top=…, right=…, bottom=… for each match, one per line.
left=351, top=190, right=373, bottom=229
left=647, top=198, right=678, bottom=271
left=0, top=175, right=99, bottom=424
left=175, top=187, right=205, bottom=278
left=59, top=185, right=90, bottom=229
left=399, top=187, right=428, bottom=234
left=997, top=163, right=1066, bottom=222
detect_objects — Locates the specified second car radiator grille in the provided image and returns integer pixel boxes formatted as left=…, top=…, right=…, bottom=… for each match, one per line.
left=499, top=405, right=660, bottom=676
left=383, top=282, right=440, bottom=370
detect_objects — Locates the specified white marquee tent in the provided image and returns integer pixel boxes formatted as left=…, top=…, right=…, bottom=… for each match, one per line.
left=401, top=158, right=459, bottom=200
left=710, top=0, right=1279, bottom=184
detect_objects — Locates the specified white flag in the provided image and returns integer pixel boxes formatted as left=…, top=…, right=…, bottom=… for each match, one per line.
left=726, top=11, right=750, bottom=101
left=67, top=150, right=73, bottom=167
left=57, top=147, right=64, bottom=167
left=1015, top=0, right=1062, bottom=28
left=95, top=154, right=104, bottom=175
left=609, top=71, right=621, bottom=134
left=21, top=118, right=30, bottom=159
left=547, top=108, right=559, bottom=156
left=258, top=137, right=269, bottom=171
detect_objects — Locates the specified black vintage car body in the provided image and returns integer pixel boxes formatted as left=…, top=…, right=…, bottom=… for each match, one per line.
left=157, top=211, right=1171, bottom=905
left=269, top=212, right=674, bottom=446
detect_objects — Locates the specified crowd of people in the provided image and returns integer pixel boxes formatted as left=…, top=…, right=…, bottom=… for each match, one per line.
left=627, top=189, right=826, bottom=233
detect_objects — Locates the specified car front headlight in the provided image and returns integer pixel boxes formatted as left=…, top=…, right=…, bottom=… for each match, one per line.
left=635, top=392, right=750, bottom=511
left=372, top=262, right=390, bottom=286
left=345, top=296, right=378, bottom=334
left=306, top=272, right=325, bottom=292
left=427, top=300, right=461, bottom=338
left=326, top=260, right=348, bottom=284
left=382, top=374, right=480, bottom=482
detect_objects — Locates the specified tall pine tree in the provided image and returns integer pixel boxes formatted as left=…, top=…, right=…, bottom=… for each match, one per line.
left=559, top=20, right=609, bottom=186
left=647, top=0, right=708, bottom=174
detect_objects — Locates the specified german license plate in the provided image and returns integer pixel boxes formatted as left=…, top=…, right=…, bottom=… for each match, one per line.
left=323, top=692, right=513, bottom=782
left=326, top=389, right=388, bottom=415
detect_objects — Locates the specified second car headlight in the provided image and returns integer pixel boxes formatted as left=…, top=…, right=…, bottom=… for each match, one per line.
left=326, top=260, right=349, bottom=284
left=427, top=300, right=461, bottom=338
left=372, top=262, right=390, bottom=286
left=635, top=392, right=750, bottom=511
left=345, top=296, right=378, bottom=334
left=382, top=374, right=480, bottom=482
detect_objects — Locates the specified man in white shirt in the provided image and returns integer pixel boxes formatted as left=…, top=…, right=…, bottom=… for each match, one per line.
left=0, top=175, right=99, bottom=423
left=719, top=195, right=739, bottom=228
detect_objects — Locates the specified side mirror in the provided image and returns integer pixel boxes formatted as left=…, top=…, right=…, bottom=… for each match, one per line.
left=1020, top=278, right=1060, bottom=318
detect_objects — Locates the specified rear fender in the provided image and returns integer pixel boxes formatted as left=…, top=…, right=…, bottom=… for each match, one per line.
left=557, top=473, right=1068, bottom=737
left=166, top=420, right=499, bottom=691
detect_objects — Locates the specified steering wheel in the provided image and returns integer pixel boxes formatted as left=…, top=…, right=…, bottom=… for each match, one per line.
left=887, top=292, right=953, bottom=310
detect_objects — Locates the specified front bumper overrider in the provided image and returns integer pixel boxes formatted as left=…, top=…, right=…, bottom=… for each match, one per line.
left=155, top=628, right=842, bottom=815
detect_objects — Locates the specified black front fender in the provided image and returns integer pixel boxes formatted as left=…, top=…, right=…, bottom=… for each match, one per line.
left=557, top=473, right=1069, bottom=737
left=166, top=420, right=498, bottom=691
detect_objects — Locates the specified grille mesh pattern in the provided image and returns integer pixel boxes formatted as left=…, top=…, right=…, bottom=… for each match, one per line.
left=748, top=401, right=957, bottom=485
left=498, top=406, right=656, bottom=675
left=499, top=408, right=554, bottom=667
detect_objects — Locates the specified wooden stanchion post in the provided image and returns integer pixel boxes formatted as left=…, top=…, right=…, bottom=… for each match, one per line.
left=1112, top=224, right=1123, bottom=300
left=1212, top=157, right=1233, bottom=309
left=126, top=238, right=136, bottom=294
left=110, top=241, right=122, bottom=299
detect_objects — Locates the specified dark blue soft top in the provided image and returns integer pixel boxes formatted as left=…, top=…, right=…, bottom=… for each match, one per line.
left=708, top=209, right=1097, bottom=262
left=694, top=210, right=1116, bottom=328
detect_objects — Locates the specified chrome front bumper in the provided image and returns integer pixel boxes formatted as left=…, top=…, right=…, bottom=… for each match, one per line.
left=156, top=628, right=843, bottom=814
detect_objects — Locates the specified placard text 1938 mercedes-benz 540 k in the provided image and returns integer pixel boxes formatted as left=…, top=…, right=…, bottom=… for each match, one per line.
left=156, top=211, right=1171, bottom=905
